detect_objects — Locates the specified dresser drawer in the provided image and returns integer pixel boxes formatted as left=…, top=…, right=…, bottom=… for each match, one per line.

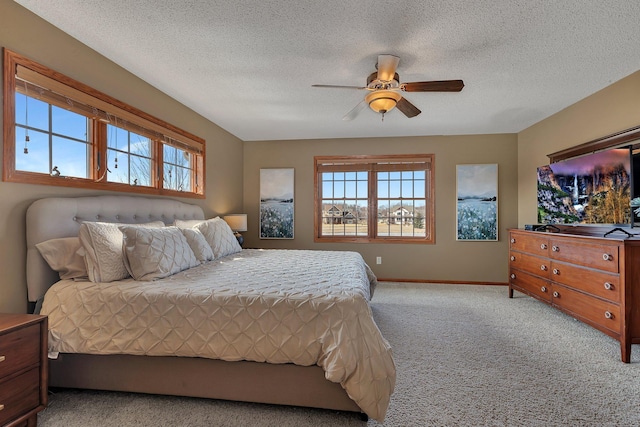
left=0, top=367, right=40, bottom=426
left=510, top=269, right=552, bottom=302
left=510, top=233, right=549, bottom=257
left=549, top=238, right=619, bottom=273
left=0, top=324, right=40, bottom=380
left=550, top=261, right=620, bottom=303
left=510, top=251, right=550, bottom=279
left=552, top=284, right=621, bottom=334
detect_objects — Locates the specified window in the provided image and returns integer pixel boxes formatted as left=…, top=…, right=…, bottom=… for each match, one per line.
left=315, top=154, right=434, bottom=243
left=3, top=49, right=205, bottom=198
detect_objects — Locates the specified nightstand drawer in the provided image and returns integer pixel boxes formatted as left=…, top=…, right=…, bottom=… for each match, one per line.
left=0, top=367, right=40, bottom=426
left=0, top=324, right=40, bottom=380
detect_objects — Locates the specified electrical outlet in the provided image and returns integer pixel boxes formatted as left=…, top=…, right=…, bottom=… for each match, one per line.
left=376, top=256, right=382, bottom=265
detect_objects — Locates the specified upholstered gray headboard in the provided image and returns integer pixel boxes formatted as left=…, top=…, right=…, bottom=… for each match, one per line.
left=26, top=195, right=205, bottom=303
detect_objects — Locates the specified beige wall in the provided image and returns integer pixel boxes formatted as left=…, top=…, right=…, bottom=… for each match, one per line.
left=517, top=70, right=640, bottom=226
left=0, top=1, right=243, bottom=313
left=243, top=134, right=519, bottom=283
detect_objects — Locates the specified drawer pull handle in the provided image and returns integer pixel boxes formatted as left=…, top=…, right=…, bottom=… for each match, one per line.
left=540, top=243, right=547, bottom=250
left=603, top=253, right=612, bottom=261
left=510, top=238, right=515, bottom=244
left=0, top=355, right=4, bottom=363
left=553, top=291, right=560, bottom=298
left=510, top=256, right=515, bottom=261
left=541, top=286, right=547, bottom=293
left=604, top=282, right=613, bottom=290
left=605, top=311, right=613, bottom=319
left=553, top=268, right=559, bottom=275
left=510, top=273, right=516, bottom=279
left=540, top=265, right=547, bottom=271
left=552, top=245, right=559, bottom=252
left=0, top=404, right=3, bottom=411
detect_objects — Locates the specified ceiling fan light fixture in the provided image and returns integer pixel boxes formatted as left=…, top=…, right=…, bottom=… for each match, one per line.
left=365, top=90, right=401, bottom=114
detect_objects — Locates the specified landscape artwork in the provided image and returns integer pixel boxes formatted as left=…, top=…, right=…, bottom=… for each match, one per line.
left=260, top=168, right=294, bottom=239
left=456, top=164, right=498, bottom=241
left=537, top=148, right=631, bottom=225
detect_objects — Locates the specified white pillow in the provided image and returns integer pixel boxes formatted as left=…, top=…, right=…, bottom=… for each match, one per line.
left=174, top=218, right=206, bottom=228
left=180, top=228, right=214, bottom=262
left=36, top=237, right=88, bottom=280
left=119, top=225, right=199, bottom=281
left=78, top=221, right=164, bottom=283
left=194, top=217, right=242, bottom=259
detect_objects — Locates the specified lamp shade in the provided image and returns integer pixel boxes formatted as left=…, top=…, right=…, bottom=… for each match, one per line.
left=223, top=214, right=247, bottom=232
left=365, top=90, right=402, bottom=114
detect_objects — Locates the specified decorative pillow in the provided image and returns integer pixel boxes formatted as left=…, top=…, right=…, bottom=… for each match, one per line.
left=35, top=237, right=88, bottom=280
left=78, top=221, right=164, bottom=283
left=119, top=225, right=199, bottom=281
left=174, top=218, right=206, bottom=228
left=180, top=228, right=214, bottom=263
left=194, top=217, right=242, bottom=259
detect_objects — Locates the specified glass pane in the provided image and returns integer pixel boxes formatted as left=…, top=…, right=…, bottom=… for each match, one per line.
left=107, top=150, right=130, bottom=184
left=333, top=172, right=344, bottom=181
left=345, top=171, right=356, bottom=180
left=378, top=179, right=388, bottom=198
left=345, top=180, right=356, bottom=198
left=107, top=125, right=129, bottom=150
left=378, top=171, right=389, bottom=180
left=389, top=180, right=401, bottom=198
left=130, top=134, right=152, bottom=158
left=389, top=171, right=401, bottom=180
left=357, top=180, right=368, bottom=198
left=414, top=180, right=426, bottom=198
left=402, top=171, right=413, bottom=180
left=52, top=106, right=88, bottom=141
left=414, top=170, right=425, bottom=180
left=15, top=127, right=49, bottom=174
left=357, top=171, right=368, bottom=180
left=322, top=181, right=333, bottom=198
left=333, top=181, right=344, bottom=198
left=163, top=164, right=176, bottom=189
left=174, top=166, right=191, bottom=191
left=131, top=155, right=152, bottom=187
left=52, top=136, right=89, bottom=178
left=402, top=180, right=413, bottom=198
left=15, top=94, right=49, bottom=131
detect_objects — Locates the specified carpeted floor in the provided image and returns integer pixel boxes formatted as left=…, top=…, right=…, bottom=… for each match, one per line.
left=38, top=282, right=640, bottom=426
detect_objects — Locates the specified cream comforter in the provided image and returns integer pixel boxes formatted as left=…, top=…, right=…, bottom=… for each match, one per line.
left=41, top=249, right=395, bottom=420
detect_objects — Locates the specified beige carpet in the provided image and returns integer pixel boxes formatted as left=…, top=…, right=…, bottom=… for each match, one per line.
left=38, top=282, right=640, bottom=426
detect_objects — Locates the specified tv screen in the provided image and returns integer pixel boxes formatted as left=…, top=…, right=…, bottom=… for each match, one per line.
left=537, top=148, right=631, bottom=225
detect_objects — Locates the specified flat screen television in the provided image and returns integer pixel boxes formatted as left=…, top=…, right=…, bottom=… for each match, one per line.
left=537, top=147, right=632, bottom=226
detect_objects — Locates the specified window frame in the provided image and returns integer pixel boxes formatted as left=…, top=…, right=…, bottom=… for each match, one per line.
left=3, top=49, right=205, bottom=198
left=314, top=154, right=435, bottom=244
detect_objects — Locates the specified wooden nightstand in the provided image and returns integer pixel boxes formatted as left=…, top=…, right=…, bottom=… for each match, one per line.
left=0, top=314, right=48, bottom=427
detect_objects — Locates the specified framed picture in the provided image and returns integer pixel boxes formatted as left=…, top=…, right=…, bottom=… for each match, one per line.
left=260, top=168, right=294, bottom=239
left=456, top=164, right=498, bottom=241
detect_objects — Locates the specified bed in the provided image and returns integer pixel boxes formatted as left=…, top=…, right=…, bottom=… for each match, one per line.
left=26, top=195, right=395, bottom=421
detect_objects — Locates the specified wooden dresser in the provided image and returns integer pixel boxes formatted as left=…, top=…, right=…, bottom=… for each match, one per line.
left=508, top=228, right=640, bottom=363
left=0, top=314, right=47, bottom=427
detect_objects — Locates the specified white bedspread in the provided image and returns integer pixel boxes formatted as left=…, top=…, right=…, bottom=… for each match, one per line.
left=41, top=249, right=395, bottom=420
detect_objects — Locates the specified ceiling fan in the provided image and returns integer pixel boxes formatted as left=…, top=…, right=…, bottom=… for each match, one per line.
left=312, top=54, right=464, bottom=121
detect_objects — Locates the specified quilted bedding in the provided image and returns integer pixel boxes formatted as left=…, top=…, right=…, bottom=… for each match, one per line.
left=40, top=249, right=396, bottom=420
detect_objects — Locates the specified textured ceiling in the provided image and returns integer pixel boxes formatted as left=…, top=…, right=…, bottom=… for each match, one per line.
left=13, top=0, right=640, bottom=141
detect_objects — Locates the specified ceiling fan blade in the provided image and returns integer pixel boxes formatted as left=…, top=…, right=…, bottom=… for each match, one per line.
left=342, top=100, right=367, bottom=121
left=401, top=80, right=464, bottom=92
left=396, top=97, right=421, bottom=118
left=312, top=84, right=366, bottom=90
left=376, top=55, right=400, bottom=81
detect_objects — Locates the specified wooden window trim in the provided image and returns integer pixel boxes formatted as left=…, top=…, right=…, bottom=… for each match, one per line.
left=314, top=154, right=435, bottom=244
left=3, top=48, right=205, bottom=198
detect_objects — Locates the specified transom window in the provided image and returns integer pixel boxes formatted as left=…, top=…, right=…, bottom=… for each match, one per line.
left=314, top=154, right=434, bottom=243
left=3, top=49, right=205, bottom=198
